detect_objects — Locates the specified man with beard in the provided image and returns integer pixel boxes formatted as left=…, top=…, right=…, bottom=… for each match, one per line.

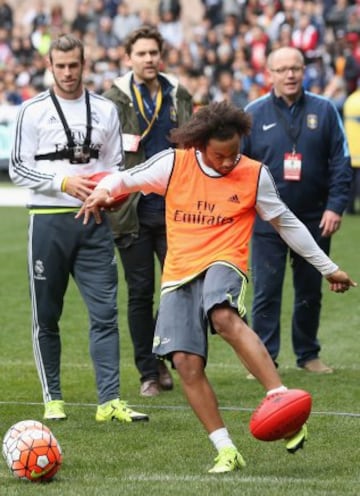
left=9, top=34, right=149, bottom=424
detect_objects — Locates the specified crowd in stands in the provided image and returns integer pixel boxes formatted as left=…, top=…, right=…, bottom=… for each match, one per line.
left=0, top=0, right=359, bottom=116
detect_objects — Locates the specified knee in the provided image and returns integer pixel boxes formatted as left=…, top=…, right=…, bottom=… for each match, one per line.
left=210, top=306, right=237, bottom=335
left=172, top=352, right=204, bottom=384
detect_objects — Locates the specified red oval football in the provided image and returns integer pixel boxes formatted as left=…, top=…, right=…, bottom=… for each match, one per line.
left=249, top=389, right=312, bottom=441
left=89, top=171, right=111, bottom=184
left=89, top=172, right=129, bottom=208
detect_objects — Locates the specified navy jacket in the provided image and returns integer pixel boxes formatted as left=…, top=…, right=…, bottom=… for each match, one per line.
left=242, top=90, right=352, bottom=232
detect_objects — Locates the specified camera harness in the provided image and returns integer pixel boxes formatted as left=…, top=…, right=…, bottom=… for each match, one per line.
left=35, top=88, right=99, bottom=163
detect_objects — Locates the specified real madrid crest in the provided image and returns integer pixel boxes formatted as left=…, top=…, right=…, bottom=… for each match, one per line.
left=34, top=259, right=46, bottom=280
left=306, top=114, right=318, bottom=130
left=35, top=260, right=44, bottom=276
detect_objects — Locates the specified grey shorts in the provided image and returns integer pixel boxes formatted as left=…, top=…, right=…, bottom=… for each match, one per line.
left=153, top=263, right=248, bottom=362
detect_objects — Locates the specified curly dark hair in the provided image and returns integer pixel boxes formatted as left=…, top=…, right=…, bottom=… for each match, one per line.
left=124, top=25, right=164, bottom=56
left=170, top=101, right=252, bottom=149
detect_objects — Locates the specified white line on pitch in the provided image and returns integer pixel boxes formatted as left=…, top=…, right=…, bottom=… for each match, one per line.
left=0, top=400, right=359, bottom=418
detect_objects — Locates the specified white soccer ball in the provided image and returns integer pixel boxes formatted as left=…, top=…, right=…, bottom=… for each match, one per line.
left=2, top=419, right=50, bottom=461
left=2, top=421, right=62, bottom=482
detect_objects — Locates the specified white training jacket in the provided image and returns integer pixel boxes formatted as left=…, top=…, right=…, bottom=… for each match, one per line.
left=9, top=89, right=123, bottom=208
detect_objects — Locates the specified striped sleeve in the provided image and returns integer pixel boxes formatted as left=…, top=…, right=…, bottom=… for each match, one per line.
left=97, top=148, right=176, bottom=197
left=9, top=92, right=62, bottom=192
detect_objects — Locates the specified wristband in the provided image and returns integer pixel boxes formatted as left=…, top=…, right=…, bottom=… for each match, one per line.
left=61, top=177, right=68, bottom=192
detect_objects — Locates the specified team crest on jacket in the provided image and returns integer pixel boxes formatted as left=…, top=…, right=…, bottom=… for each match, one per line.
left=306, top=114, right=318, bottom=130
left=34, top=259, right=46, bottom=280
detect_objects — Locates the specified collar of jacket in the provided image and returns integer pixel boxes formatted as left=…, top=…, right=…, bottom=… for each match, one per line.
left=271, top=88, right=305, bottom=110
left=112, top=71, right=179, bottom=100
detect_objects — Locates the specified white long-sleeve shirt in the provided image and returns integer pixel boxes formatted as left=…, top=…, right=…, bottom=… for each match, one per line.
left=97, top=148, right=338, bottom=277
left=9, top=89, right=123, bottom=208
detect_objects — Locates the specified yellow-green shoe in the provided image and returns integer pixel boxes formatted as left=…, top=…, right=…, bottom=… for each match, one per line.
left=208, top=447, right=246, bottom=474
left=95, top=398, right=149, bottom=423
left=285, top=424, right=308, bottom=453
left=43, top=400, right=67, bottom=420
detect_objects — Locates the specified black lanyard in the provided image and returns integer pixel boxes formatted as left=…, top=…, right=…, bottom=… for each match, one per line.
left=49, top=88, right=92, bottom=148
left=272, top=99, right=306, bottom=153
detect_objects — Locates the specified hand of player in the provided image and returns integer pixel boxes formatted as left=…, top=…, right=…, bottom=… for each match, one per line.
left=75, top=188, right=113, bottom=224
left=61, top=175, right=98, bottom=201
left=325, top=269, right=357, bottom=293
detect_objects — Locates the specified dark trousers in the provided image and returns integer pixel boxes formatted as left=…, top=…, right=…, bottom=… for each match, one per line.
left=251, top=219, right=331, bottom=367
left=116, top=208, right=166, bottom=383
left=30, top=212, right=119, bottom=404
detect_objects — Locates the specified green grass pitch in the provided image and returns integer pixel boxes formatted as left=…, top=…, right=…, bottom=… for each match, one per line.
left=0, top=206, right=359, bottom=495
